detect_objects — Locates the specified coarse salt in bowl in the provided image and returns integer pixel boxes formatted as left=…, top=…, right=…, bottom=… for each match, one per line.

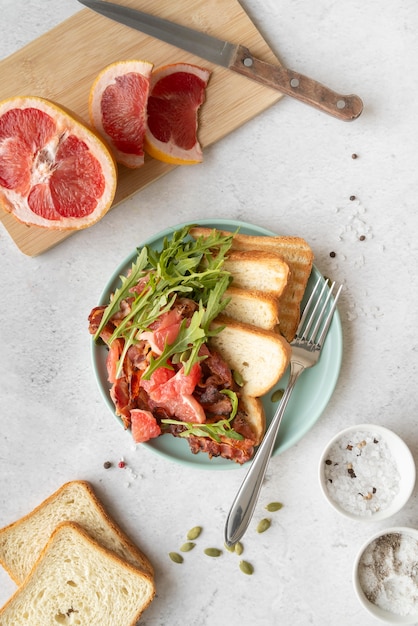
left=318, top=424, right=415, bottom=521
left=353, top=526, right=418, bottom=623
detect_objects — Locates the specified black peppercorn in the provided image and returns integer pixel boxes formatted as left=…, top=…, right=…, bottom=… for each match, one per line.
left=330, top=251, right=336, bottom=258
left=350, top=195, right=356, bottom=201
left=103, top=461, right=112, bottom=469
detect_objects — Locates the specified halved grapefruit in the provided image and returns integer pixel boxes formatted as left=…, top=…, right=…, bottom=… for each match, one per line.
left=144, top=63, right=211, bottom=165
left=0, top=96, right=117, bottom=230
left=89, top=60, right=153, bottom=169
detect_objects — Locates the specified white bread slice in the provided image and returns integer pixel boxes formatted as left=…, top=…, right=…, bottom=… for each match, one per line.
left=231, top=235, right=314, bottom=341
left=0, top=480, right=153, bottom=585
left=190, top=226, right=314, bottom=341
left=0, top=521, right=155, bottom=626
left=223, top=286, right=279, bottom=331
left=210, top=316, right=291, bottom=397
left=222, top=250, right=289, bottom=298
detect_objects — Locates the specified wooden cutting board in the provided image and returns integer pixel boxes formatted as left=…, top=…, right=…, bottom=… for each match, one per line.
left=0, top=0, right=284, bottom=256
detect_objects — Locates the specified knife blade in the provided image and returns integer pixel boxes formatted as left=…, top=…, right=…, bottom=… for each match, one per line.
left=77, top=0, right=363, bottom=121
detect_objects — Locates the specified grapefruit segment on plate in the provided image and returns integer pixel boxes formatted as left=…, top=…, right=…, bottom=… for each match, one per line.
left=0, top=96, right=117, bottom=230
left=89, top=60, right=153, bottom=169
left=144, top=63, right=211, bottom=165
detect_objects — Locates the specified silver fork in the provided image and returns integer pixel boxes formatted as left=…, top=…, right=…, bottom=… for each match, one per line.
left=225, top=278, right=343, bottom=547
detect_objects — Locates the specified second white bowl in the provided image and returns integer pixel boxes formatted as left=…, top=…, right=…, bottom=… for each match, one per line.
left=353, top=526, right=418, bottom=623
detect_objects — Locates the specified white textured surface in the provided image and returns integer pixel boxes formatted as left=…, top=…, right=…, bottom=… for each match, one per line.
left=1, top=1, right=418, bottom=624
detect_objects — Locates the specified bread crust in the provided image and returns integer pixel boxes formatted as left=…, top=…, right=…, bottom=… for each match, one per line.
left=0, top=521, right=155, bottom=626
left=190, top=226, right=314, bottom=341
left=0, top=480, right=153, bottom=585
left=239, top=395, right=266, bottom=445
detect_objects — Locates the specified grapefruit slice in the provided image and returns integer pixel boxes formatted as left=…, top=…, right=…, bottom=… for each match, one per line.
left=89, top=60, right=153, bottom=169
left=144, top=63, right=211, bottom=165
left=0, top=96, right=117, bottom=230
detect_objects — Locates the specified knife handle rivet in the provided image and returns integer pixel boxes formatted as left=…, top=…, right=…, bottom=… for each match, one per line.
left=336, top=99, right=346, bottom=109
left=290, top=78, right=300, bottom=88
left=243, top=57, right=253, bottom=67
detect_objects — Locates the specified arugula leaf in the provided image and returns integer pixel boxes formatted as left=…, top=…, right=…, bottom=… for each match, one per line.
left=161, top=416, right=244, bottom=443
left=161, top=389, right=244, bottom=442
left=221, top=389, right=239, bottom=418
left=143, top=305, right=207, bottom=379
left=94, top=246, right=149, bottom=341
left=94, top=226, right=235, bottom=378
left=200, top=273, right=231, bottom=331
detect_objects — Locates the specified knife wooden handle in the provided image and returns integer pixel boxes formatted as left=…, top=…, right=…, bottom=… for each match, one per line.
left=230, top=45, right=363, bottom=121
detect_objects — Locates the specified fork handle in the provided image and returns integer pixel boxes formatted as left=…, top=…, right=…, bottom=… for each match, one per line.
left=224, top=361, right=305, bottom=547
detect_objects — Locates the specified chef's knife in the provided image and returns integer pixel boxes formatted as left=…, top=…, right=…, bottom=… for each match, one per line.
left=77, top=0, right=363, bottom=121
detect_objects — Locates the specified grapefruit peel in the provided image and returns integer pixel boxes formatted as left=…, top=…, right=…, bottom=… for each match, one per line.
left=0, top=61, right=211, bottom=233
left=89, top=60, right=154, bottom=169
left=144, top=63, right=211, bottom=165
left=0, top=96, right=117, bottom=231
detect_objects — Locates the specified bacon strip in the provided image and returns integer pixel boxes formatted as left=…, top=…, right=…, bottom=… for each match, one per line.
left=88, top=297, right=256, bottom=463
left=187, top=436, right=255, bottom=464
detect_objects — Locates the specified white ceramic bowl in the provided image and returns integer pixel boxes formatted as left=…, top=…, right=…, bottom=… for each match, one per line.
left=353, top=526, right=418, bottom=623
left=318, top=424, right=416, bottom=521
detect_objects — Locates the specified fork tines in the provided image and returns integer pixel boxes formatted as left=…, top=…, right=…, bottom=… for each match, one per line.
left=297, top=279, right=342, bottom=346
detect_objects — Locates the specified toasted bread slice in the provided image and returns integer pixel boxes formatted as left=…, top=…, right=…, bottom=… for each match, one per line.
left=210, top=316, right=291, bottom=397
left=0, top=480, right=153, bottom=585
left=240, top=394, right=266, bottom=446
left=222, top=286, right=279, bottom=331
left=191, top=226, right=314, bottom=341
left=0, top=521, right=155, bottom=626
left=223, top=250, right=289, bottom=298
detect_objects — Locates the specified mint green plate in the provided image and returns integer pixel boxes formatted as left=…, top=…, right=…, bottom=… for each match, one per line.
left=91, top=219, right=343, bottom=469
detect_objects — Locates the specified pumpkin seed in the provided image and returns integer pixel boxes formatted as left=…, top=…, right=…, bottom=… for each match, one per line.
left=224, top=542, right=235, bottom=552
left=271, top=388, right=284, bottom=402
left=257, top=518, right=271, bottom=534
left=169, top=552, right=184, bottom=564
left=265, top=502, right=283, bottom=512
left=234, top=541, right=244, bottom=555
left=239, top=560, right=254, bottom=575
left=180, top=542, right=196, bottom=552
left=187, top=526, right=202, bottom=540
left=204, top=547, right=222, bottom=557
